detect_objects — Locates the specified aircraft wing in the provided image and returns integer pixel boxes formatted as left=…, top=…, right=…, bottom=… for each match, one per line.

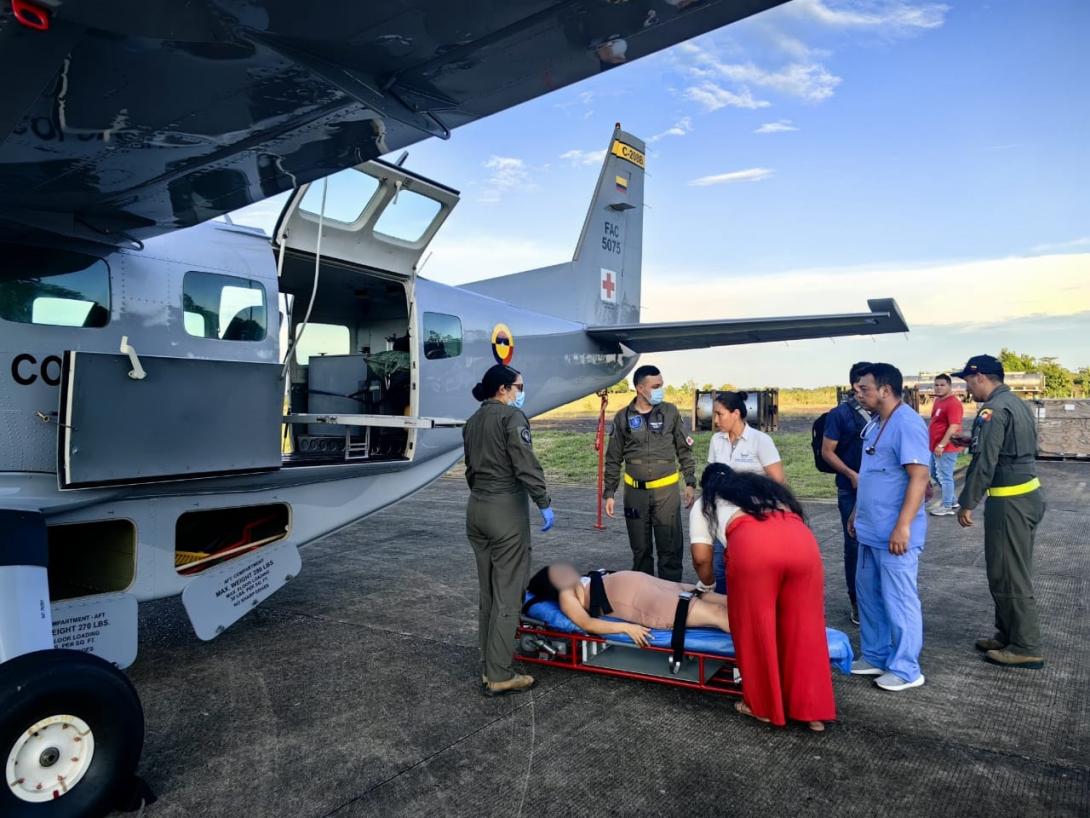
left=0, top=0, right=787, bottom=246
left=586, top=298, right=909, bottom=353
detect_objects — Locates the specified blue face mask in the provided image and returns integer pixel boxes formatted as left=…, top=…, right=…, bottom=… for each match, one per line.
left=649, top=387, right=665, bottom=405
left=511, top=390, right=526, bottom=410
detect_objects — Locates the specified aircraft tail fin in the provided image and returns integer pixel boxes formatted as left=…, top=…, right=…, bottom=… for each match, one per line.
left=460, top=125, right=644, bottom=325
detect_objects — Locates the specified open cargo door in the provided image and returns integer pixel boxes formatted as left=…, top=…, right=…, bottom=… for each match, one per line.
left=273, top=158, right=459, bottom=276
left=58, top=351, right=283, bottom=489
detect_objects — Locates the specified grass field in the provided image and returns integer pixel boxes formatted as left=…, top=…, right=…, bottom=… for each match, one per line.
left=529, top=429, right=971, bottom=501
left=533, top=430, right=839, bottom=499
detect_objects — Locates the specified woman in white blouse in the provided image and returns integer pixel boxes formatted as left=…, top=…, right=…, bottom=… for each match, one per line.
left=692, top=391, right=785, bottom=592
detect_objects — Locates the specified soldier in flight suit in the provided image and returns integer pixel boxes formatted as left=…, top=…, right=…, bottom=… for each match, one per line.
left=954, top=355, right=1046, bottom=669
left=464, top=364, right=555, bottom=696
left=603, top=365, right=696, bottom=581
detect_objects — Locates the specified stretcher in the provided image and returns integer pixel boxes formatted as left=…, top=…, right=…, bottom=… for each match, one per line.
left=517, top=598, right=854, bottom=697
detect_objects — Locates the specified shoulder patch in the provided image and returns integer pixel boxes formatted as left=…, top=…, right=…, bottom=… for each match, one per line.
left=520, top=427, right=532, bottom=445
left=980, top=408, right=993, bottom=422
left=685, top=436, right=694, bottom=447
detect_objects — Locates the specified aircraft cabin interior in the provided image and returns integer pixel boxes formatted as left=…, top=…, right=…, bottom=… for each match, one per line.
left=277, top=159, right=459, bottom=465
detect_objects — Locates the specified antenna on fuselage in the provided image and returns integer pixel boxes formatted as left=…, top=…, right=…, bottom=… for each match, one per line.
left=395, top=151, right=409, bottom=167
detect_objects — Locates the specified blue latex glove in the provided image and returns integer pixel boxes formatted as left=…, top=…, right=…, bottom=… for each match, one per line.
left=540, top=506, right=555, bottom=532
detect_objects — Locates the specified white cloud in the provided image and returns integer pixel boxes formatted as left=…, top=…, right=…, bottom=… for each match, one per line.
left=644, top=253, right=1090, bottom=328
left=478, top=155, right=531, bottom=202
left=681, top=42, right=842, bottom=103
left=424, top=234, right=570, bottom=285
left=755, top=119, right=799, bottom=134
left=1030, top=236, right=1090, bottom=254
left=689, top=168, right=774, bottom=186
left=683, top=82, right=771, bottom=111
left=559, top=148, right=607, bottom=166
left=789, top=0, right=949, bottom=32
left=648, top=116, right=694, bottom=143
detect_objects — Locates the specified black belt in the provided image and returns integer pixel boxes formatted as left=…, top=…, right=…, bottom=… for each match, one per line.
left=668, top=590, right=702, bottom=674
left=585, top=570, right=613, bottom=617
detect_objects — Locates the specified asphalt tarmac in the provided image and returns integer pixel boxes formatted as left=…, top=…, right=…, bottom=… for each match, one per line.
left=121, top=461, right=1089, bottom=817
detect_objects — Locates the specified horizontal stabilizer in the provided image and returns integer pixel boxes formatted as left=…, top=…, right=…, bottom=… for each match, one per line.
left=586, top=298, right=908, bottom=353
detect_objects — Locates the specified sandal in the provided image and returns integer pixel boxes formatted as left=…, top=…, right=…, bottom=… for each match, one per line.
left=734, top=701, right=770, bottom=724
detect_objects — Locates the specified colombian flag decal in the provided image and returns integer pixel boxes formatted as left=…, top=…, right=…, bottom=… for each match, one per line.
left=615, top=175, right=628, bottom=193
left=491, top=323, right=515, bottom=365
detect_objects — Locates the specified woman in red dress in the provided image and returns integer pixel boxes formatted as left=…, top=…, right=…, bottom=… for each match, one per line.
left=699, top=463, right=836, bottom=732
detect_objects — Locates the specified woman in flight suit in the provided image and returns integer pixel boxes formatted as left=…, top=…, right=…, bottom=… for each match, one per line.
left=463, top=364, right=555, bottom=696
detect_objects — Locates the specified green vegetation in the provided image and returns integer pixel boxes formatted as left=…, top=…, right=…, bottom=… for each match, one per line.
left=533, top=430, right=838, bottom=499
left=532, top=430, right=974, bottom=501
left=998, top=348, right=1088, bottom=397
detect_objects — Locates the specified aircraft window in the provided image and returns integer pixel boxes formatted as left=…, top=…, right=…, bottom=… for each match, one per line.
left=299, top=169, right=380, bottom=224
left=423, top=312, right=462, bottom=360
left=374, top=189, right=441, bottom=243
left=0, top=245, right=110, bottom=328
left=183, top=271, right=267, bottom=341
left=293, top=322, right=350, bottom=365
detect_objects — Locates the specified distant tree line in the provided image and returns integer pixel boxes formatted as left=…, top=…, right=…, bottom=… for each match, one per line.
left=606, top=349, right=1087, bottom=401
left=998, top=348, right=1088, bottom=398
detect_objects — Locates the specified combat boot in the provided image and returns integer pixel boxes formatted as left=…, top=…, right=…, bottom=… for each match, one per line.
left=974, top=637, right=1006, bottom=652
left=984, top=648, right=1044, bottom=670
left=484, top=673, right=535, bottom=697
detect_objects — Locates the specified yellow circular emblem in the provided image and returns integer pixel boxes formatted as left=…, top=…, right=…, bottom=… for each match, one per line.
left=491, top=323, right=515, bottom=365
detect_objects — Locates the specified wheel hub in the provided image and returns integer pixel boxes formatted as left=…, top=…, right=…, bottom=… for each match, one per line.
left=6, top=715, right=95, bottom=804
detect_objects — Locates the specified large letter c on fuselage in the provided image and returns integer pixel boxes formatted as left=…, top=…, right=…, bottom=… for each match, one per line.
left=12, top=353, right=36, bottom=385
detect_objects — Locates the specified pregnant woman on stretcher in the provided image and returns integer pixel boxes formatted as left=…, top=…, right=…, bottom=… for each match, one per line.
left=524, top=564, right=730, bottom=647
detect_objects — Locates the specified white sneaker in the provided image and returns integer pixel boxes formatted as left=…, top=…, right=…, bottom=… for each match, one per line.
left=875, top=672, right=925, bottom=691
left=929, top=506, right=956, bottom=517
left=850, top=659, right=884, bottom=676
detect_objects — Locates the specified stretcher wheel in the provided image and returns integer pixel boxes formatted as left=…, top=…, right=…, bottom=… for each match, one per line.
left=1, top=650, right=144, bottom=818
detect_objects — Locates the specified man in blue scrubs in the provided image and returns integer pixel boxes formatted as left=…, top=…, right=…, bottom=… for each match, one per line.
left=848, top=363, right=931, bottom=692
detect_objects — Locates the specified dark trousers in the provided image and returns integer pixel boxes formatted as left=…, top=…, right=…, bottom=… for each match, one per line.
left=837, top=488, right=859, bottom=608
left=467, top=492, right=532, bottom=682
left=623, top=483, right=683, bottom=581
left=984, top=491, right=1046, bottom=655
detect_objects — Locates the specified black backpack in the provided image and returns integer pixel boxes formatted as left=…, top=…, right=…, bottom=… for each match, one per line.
left=811, top=413, right=837, bottom=474
left=811, top=402, right=870, bottom=475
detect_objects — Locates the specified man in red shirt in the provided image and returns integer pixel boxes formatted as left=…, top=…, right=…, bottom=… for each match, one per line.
left=928, top=373, right=964, bottom=515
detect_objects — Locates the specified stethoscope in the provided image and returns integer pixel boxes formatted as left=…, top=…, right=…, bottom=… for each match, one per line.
left=861, top=402, right=903, bottom=456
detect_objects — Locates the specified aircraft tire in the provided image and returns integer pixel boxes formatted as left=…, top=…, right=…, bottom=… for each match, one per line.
left=0, top=649, right=144, bottom=818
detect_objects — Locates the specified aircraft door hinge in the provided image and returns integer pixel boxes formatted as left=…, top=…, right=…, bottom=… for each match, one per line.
left=119, top=336, right=147, bottom=380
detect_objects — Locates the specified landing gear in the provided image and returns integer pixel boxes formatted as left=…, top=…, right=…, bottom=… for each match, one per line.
left=1, top=650, right=144, bottom=818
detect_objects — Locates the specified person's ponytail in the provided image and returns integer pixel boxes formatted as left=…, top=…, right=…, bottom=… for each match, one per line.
left=714, top=390, right=749, bottom=419
left=471, top=364, right=520, bottom=402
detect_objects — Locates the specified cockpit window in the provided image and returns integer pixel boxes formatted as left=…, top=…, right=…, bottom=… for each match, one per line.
left=374, top=189, right=441, bottom=243
left=0, top=244, right=110, bottom=328
left=183, top=271, right=267, bottom=341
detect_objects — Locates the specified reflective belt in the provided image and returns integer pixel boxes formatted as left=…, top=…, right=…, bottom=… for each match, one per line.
left=624, top=471, right=680, bottom=490
left=987, top=477, right=1041, bottom=497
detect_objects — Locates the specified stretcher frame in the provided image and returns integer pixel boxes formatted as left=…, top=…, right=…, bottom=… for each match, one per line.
left=516, top=620, right=742, bottom=697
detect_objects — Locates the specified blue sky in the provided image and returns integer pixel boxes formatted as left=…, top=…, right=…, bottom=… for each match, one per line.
left=234, top=0, right=1090, bottom=386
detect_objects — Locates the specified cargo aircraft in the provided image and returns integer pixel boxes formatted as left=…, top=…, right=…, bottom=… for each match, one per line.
left=0, top=1, right=908, bottom=814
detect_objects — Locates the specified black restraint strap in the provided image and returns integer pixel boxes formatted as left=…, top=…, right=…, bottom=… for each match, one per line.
left=669, top=590, right=702, bottom=674
left=585, top=570, right=614, bottom=617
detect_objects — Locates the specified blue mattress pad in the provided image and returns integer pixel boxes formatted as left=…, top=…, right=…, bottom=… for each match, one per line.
left=523, top=597, right=853, bottom=674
